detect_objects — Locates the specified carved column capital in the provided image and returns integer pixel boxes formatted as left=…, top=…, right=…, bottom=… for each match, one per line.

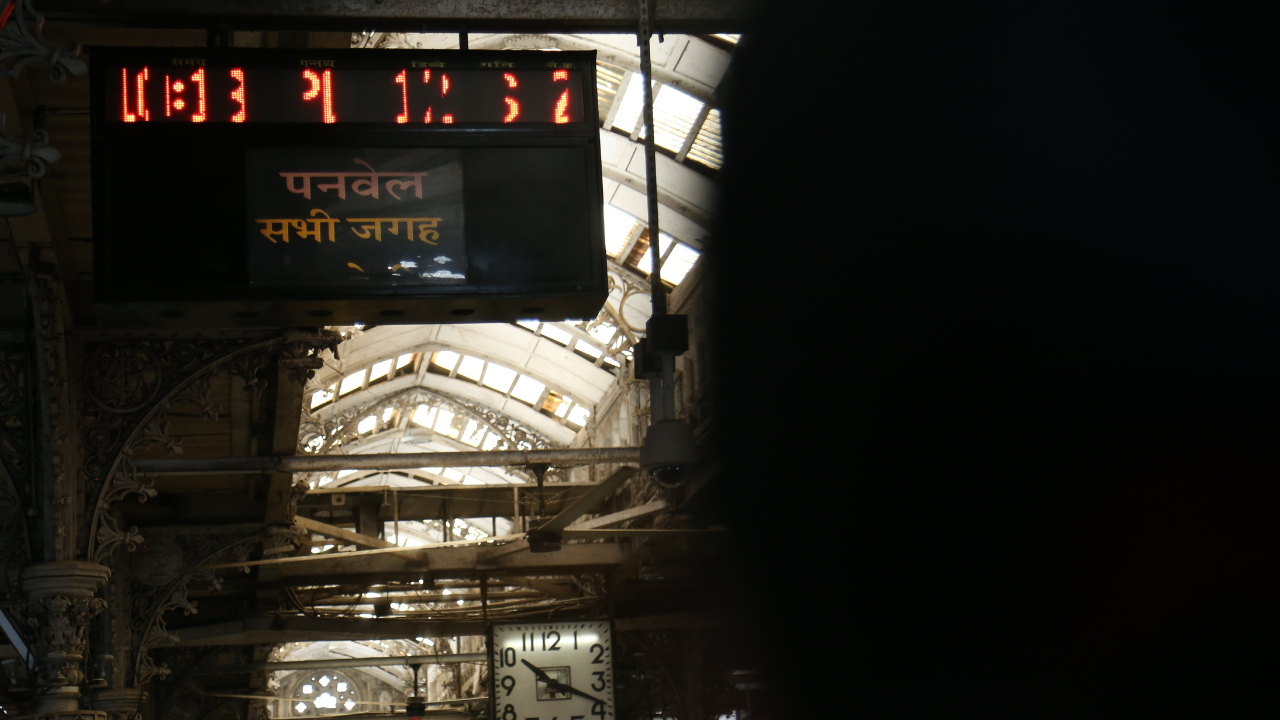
left=19, top=561, right=110, bottom=698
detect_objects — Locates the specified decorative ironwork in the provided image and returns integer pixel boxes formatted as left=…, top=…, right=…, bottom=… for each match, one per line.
left=0, top=112, right=59, bottom=178
left=94, top=514, right=144, bottom=559
left=607, top=263, right=652, bottom=337
left=78, top=333, right=341, bottom=562
left=299, top=385, right=557, bottom=458
left=0, top=344, right=32, bottom=600
left=169, top=374, right=220, bottom=422
left=0, top=0, right=87, bottom=85
left=129, top=536, right=183, bottom=588
left=83, top=343, right=165, bottom=415
left=151, top=646, right=252, bottom=720
left=132, top=531, right=269, bottom=687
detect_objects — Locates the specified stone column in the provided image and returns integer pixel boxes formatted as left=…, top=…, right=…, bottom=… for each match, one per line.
left=19, top=561, right=111, bottom=715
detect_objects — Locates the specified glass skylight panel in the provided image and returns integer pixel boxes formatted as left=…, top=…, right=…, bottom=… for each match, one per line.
left=430, top=350, right=459, bottom=370
left=539, top=323, right=573, bottom=346
left=396, top=353, right=415, bottom=369
left=411, top=404, right=436, bottom=427
left=603, top=204, right=638, bottom=257
left=443, top=468, right=465, bottom=481
left=311, top=385, right=335, bottom=408
left=481, top=432, right=501, bottom=450
left=555, top=399, right=571, bottom=418
left=481, top=363, right=518, bottom=393
left=566, top=405, right=591, bottom=427
left=661, top=243, right=701, bottom=285
left=610, top=76, right=649, bottom=134
left=510, top=375, right=546, bottom=404
left=382, top=406, right=395, bottom=422
left=456, top=355, right=485, bottom=381
left=337, top=469, right=355, bottom=478
left=461, top=419, right=485, bottom=446
left=635, top=245, right=653, bottom=275
left=463, top=476, right=484, bottom=485
left=575, top=339, right=603, bottom=359
left=596, top=61, right=626, bottom=124
left=516, top=319, right=541, bottom=332
left=433, top=408, right=456, bottom=435
left=369, top=359, right=393, bottom=382
left=650, top=85, right=705, bottom=152
left=713, top=34, right=740, bottom=44
left=357, top=415, right=376, bottom=434
left=687, top=107, right=724, bottom=170
left=338, top=369, right=366, bottom=395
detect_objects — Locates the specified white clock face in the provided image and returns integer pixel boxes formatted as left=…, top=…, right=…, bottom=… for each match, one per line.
left=491, top=620, right=615, bottom=720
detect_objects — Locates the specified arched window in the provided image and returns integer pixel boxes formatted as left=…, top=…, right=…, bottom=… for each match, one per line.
left=292, top=671, right=360, bottom=716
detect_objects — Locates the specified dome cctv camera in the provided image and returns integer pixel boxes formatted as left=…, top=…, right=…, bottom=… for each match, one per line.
left=639, top=419, right=699, bottom=488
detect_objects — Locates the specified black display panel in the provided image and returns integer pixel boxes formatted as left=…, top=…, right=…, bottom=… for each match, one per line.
left=245, top=147, right=467, bottom=286
left=108, top=63, right=585, bottom=125
left=90, top=47, right=606, bottom=328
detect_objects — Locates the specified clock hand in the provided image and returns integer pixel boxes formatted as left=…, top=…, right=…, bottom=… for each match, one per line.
left=519, top=659, right=604, bottom=705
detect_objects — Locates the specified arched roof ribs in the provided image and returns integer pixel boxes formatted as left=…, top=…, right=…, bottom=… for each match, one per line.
left=301, top=386, right=556, bottom=486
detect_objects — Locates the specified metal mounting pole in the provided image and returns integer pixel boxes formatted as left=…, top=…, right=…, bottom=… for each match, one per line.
left=638, top=0, right=665, bottom=316
left=638, top=0, right=678, bottom=425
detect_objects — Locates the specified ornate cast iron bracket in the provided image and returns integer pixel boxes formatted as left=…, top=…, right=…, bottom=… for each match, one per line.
left=0, top=111, right=58, bottom=178
left=0, top=0, right=86, bottom=85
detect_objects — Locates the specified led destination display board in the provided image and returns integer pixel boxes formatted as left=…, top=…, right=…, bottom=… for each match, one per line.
left=91, top=48, right=605, bottom=328
left=109, top=63, right=585, bottom=125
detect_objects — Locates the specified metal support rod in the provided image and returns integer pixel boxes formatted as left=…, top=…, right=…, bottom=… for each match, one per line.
left=649, top=364, right=665, bottom=423
left=638, top=0, right=665, bottom=316
left=0, top=610, right=30, bottom=666
left=132, top=447, right=641, bottom=476
left=662, top=353, right=676, bottom=421
left=216, top=653, right=487, bottom=673
left=638, top=0, right=680, bottom=427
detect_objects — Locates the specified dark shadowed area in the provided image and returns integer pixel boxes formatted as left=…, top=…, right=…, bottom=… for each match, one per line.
left=709, top=3, right=1275, bottom=717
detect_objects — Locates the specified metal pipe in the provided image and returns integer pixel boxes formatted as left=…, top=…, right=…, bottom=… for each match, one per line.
left=638, top=0, right=665, bottom=316
left=0, top=610, right=30, bottom=666
left=217, top=653, right=487, bottom=673
left=132, top=447, right=641, bottom=476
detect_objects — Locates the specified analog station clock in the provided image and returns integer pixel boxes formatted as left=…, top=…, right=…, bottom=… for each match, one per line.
left=489, top=620, right=615, bottom=720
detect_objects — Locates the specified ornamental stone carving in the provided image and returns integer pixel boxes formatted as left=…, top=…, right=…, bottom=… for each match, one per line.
left=18, top=561, right=110, bottom=715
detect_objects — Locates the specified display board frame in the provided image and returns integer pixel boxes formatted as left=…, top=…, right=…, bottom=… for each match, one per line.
left=90, top=47, right=606, bottom=328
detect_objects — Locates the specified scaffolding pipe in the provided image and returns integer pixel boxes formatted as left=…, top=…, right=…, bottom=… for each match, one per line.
left=132, top=448, right=641, bottom=476
left=216, top=653, right=487, bottom=673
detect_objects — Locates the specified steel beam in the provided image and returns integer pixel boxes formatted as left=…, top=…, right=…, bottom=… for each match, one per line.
left=169, top=616, right=486, bottom=646
left=538, top=466, right=638, bottom=532
left=275, top=540, right=626, bottom=578
left=132, top=448, right=640, bottom=475
left=39, top=0, right=756, bottom=33
left=216, top=653, right=486, bottom=673
left=295, top=515, right=395, bottom=550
